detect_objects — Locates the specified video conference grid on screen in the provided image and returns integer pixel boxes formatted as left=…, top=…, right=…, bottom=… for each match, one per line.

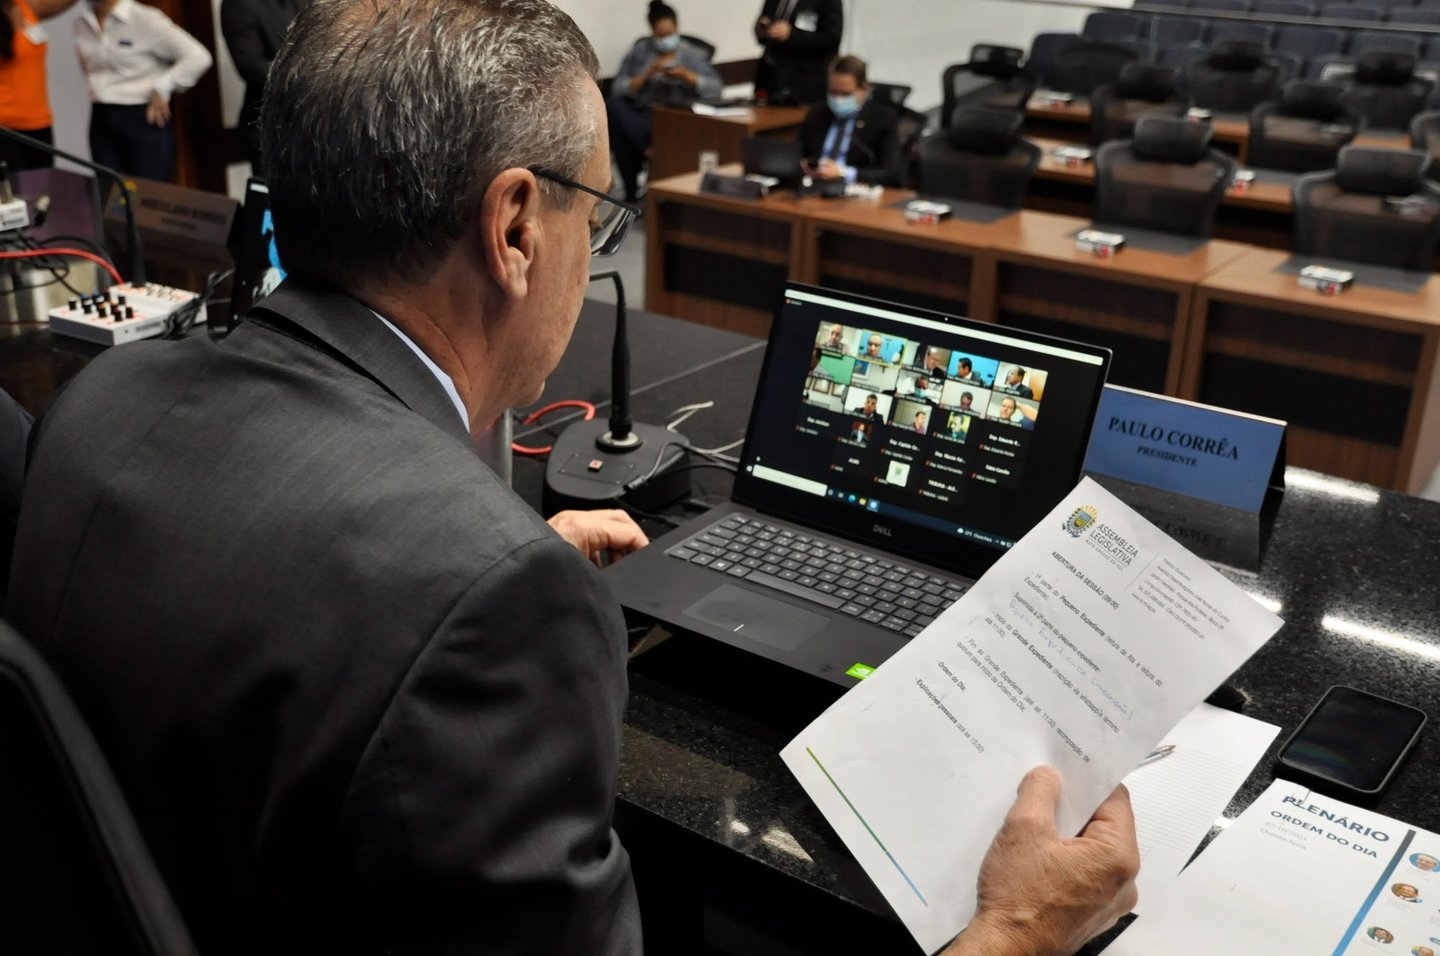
left=741, top=290, right=1106, bottom=554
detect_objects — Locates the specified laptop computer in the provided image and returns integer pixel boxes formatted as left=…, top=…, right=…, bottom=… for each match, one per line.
left=741, top=136, right=804, bottom=188
left=606, top=283, right=1111, bottom=686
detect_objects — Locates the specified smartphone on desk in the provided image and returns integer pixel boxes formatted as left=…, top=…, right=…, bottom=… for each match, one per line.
left=1277, top=685, right=1426, bottom=797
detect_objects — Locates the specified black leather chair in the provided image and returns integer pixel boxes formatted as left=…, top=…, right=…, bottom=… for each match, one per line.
left=1025, top=32, right=1083, bottom=89
left=941, top=44, right=1036, bottom=127
left=1293, top=145, right=1440, bottom=268
left=1053, top=41, right=1143, bottom=96
left=1185, top=39, right=1282, bottom=112
left=0, top=620, right=199, bottom=955
left=1090, top=63, right=1188, bottom=145
left=1410, top=109, right=1440, bottom=179
left=1094, top=115, right=1239, bottom=237
left=1248, top=80, right=1360, bottom=171
left=679, top=34, right=716, bottom=61
left=868, top=81, right=912, bottom=109
left=1341, top=51, right=1435, bottom=131
left=1083, top=10, right=1147, bottom=41
left=917, top=108, right=1042, bottom=209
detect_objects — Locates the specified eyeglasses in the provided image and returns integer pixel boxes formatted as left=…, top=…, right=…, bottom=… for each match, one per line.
left=529, top=167, right=641, bottom=258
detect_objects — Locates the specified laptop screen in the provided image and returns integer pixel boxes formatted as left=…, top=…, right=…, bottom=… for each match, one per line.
left=732, top=285, right=1111, bottom=574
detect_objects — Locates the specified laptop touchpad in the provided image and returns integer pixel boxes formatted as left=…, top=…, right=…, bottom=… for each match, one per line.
left=683, top=585, right=826, bottom=651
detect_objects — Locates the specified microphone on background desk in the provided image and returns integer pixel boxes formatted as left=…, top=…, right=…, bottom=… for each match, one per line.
left=0, top=125, right=145, bottom=286
left=542, top=270, right=690, bottom=515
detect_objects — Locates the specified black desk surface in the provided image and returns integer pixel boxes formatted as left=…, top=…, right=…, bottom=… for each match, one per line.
left=5, top=298, right=1440, bottom=953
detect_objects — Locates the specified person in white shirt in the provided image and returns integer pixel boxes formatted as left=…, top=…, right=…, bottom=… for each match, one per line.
left=74, top=0, right=211, bottom=180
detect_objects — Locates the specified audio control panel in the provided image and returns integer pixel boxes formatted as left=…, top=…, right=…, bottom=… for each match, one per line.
left=47, top=282, right=203, bottom=346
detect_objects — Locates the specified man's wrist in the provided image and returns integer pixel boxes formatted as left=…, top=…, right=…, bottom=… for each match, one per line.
left=941, top=913, right=1047, bottom=956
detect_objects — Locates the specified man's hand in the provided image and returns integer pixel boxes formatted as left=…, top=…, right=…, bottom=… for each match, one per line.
left=815, top=157, right=844, bottom=180
left=766, top=19, right=792, bottom=42
left=547, top=509, right=649, bottom=566
left=944, top=766, right=1140, bottom=956
left=146, top=90, right=172, bottom=127
left=754, top=14, right=771, bottom=42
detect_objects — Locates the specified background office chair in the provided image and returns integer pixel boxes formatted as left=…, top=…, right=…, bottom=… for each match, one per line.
left=1341, top=51, right=1435, bottom=131
left=868, top=81, right=913, bottom=109
left=1293, top=145, right=1440, bottom=268
left=1083, top=9, right=1147, bottom=42
left=1053, top=41, right=1144, bottom=95
left=940, top=44, right=1036, bottom=127
left=1410, top=109, right=1440, bottom=178
left=1185, top=39, right=1283, bottom=112
left=0, top=620, right=199, bottom=955
left=1024, top=32, right=1082, bottom=89
left=917, top=108, right=1042, bottom=209
left=1094, top=114, right=1239, bottom=237
left=1090, top=63, right=1188, bottom=145
left=1248, top=80, right=1360, bottom=171
left=679, top=34, right=716, bottom=61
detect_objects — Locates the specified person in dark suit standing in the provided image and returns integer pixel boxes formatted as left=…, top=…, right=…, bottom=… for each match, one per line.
left=220, top=0, right=306, bottom=173
left=753, top=0, right=841, bottom=105
left=6, top=0, right=1141, bottom=952
left=799, top=54, right=901, bottom=186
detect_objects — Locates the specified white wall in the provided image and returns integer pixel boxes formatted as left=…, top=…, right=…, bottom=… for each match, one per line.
left=44, top=4, right=90, bottom=167
left=48, top=0, right=1100, bottom=178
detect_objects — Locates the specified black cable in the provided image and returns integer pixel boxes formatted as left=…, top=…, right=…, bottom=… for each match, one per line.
left=617, top=499, right=681, bottom=530
left=648, top=461, right=737, bottom=482
left=164, top=267, right=234, bottom=338
left=33, top=233, right=115, bottom=267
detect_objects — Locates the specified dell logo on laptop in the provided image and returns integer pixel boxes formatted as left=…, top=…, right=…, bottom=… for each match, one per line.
left=873, top=524, right=892, bottom=537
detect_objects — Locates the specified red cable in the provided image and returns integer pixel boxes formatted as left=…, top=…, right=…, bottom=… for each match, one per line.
left=0, top=248, right=125, bottom=285
left=512, top=399, right=596, bottom=456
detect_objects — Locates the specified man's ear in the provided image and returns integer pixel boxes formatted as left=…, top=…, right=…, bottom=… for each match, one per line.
left=479, top=168, right=542, bottom=299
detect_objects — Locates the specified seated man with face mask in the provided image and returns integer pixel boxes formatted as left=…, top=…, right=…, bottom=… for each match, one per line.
left=798, top=53, right=901, bottom=187
left=606, top=0, right=722, bottom=202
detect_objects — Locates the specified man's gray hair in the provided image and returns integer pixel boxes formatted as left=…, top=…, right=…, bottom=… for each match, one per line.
left=261, top=0, right=600, bottom=287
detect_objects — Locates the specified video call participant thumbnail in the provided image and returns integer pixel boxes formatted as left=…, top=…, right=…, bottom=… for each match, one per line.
left=991, top=395, right=1038, bottom=430
left=920, top=346, right=950, bottom=380
left=949, top=353, right=999, bottom=388
left=940, top=380, right=992, bottom=418
left=849, top=390, right=887, bottom=422
left=942, top=412, right=970, bottom=441
left=816, top=321, right=852, bottom=354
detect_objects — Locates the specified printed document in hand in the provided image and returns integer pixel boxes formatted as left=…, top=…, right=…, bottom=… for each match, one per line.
left=1109, top=779, right=1440, bottom=955
left=780, top=477, right=1283, bottom=953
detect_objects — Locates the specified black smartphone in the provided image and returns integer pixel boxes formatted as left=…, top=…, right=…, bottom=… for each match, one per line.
left=1277, top=685, right=1426, bottom=797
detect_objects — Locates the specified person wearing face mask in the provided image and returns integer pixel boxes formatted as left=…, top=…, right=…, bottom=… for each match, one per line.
left=799, top=54, right=901, bottom=187
left=607, top=0, right=721, bottom=203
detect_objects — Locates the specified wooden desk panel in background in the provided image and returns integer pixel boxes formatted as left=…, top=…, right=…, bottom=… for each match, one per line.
left=985, top=214, right=1250, bottom=395
left=648, top=105, right=807, bottom=183
left=645, top=169, right=825, bottom=337
left=1188, top=249, right=1440, bottom=493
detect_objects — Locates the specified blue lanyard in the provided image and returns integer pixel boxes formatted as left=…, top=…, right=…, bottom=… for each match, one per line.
left=822, top=117, right=856, bottom=163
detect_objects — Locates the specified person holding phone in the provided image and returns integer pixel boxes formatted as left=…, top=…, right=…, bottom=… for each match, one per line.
left=798, top=54, right=900, bottom=187
left=606, top=0, right=721, bottom=203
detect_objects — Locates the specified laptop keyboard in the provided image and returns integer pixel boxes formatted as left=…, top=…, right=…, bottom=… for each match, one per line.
left=665, top=513, right=971, bottom=639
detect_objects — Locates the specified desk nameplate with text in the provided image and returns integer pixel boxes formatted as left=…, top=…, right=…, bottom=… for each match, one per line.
left=1083, top=385, right=1285, bottom=514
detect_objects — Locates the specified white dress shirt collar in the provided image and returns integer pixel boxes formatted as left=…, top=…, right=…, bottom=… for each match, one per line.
left=371, top=311, right=471, bottom=433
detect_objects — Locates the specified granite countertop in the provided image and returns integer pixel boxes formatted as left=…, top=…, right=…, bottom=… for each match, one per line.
left=614, top=466, right=1440, bottom=930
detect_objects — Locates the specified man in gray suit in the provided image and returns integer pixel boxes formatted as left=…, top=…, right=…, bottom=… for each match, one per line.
left=7, top=0, right=1140, bottom=953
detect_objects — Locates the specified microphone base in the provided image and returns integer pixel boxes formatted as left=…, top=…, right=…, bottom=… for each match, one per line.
left=542, top=419, right=690, bottom=516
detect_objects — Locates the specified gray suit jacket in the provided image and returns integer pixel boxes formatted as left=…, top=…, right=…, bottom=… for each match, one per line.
left=7, top=281, right=641, bottom=955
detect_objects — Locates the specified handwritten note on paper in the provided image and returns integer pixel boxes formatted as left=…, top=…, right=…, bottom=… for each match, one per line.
left=782, top=477, right=1283, bottom=954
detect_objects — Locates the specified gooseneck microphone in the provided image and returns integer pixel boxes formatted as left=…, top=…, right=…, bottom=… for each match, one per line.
left=0, top=125, right=145, bottom=286
left=540, top=270, right=690, bottom=514
left=590, top=268, right=639, bottom=450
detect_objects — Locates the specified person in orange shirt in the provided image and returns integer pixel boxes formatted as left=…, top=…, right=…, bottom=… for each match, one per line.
left=0, top=0, right=80, bottom=170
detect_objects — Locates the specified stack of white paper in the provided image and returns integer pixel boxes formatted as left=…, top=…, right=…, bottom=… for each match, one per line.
left=782, top=477, right=1284, bottom=953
